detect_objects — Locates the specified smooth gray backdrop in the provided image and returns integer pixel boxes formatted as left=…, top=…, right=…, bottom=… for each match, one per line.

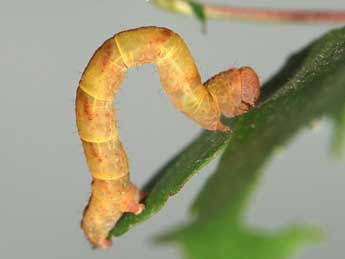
left=0, top=0, right=344, bottom=258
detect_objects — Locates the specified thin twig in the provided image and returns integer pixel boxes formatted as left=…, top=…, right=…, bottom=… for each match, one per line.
left=151, top=0, right=345, bottom=23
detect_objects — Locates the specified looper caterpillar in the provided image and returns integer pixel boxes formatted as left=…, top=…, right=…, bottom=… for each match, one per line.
left=75, top=26, right=260, bottom=249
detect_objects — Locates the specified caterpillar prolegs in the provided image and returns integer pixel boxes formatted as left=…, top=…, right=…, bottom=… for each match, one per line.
left=75, top=26, right=260, bottom=248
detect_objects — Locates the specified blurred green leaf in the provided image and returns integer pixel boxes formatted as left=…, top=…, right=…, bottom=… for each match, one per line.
left=188, top=1, right=207, bottom=32
left=150, top=0, right=207, bottom=31
left=111, top=25, right=345, bottom=252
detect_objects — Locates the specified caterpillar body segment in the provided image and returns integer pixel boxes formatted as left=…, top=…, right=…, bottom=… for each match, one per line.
left=76, top=26, right=260, bottom=249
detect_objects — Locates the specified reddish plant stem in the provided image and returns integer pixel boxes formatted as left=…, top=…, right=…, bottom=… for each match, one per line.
left=204, top=4, right=345, bottom=23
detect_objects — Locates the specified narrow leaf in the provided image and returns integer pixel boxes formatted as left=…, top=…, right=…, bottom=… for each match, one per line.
left=188, top=1, right=207, bottom=32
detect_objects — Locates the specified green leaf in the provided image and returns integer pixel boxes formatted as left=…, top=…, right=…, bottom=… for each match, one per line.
left=150, top=0, right=207, bottom=32
left=111, top=25, right=345, bottom=247
left=188, top=1, right=207, bottom=32
left=110, top=130, right=231, bottom=237
left=158, top=27, right=345, bottom=259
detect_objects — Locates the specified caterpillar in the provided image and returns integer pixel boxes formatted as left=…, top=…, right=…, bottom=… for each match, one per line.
left=75, top=26, right=260, bottom=249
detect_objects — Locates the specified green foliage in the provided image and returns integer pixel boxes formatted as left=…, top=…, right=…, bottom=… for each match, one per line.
left=111, top=26, right=345, bottom=258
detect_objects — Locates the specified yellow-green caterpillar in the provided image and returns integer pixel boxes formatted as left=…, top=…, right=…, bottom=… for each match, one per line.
left=76, top=26, right=260, bottom=248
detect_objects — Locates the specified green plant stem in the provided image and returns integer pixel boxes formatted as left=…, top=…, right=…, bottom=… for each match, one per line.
left=151, top=0, right=345, bottom=23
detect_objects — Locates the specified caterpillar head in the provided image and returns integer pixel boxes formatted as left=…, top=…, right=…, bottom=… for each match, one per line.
left=207, top=66, right=260, bottom=118
left=233, top=66, right=260, bottom=116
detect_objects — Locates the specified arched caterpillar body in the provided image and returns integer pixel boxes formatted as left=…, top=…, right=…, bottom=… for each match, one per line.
left=75, top=26, right=260, bottom=249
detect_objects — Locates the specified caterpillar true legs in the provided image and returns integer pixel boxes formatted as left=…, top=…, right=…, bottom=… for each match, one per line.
left=75, top=26, right=260, bottom=248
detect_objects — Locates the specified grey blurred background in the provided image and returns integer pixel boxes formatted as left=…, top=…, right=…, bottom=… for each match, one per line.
left=0, top=0, right=344, bottom=258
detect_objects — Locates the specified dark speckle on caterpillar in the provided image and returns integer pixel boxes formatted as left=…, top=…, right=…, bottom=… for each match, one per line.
left=75, top=26, right=260, bottom=249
